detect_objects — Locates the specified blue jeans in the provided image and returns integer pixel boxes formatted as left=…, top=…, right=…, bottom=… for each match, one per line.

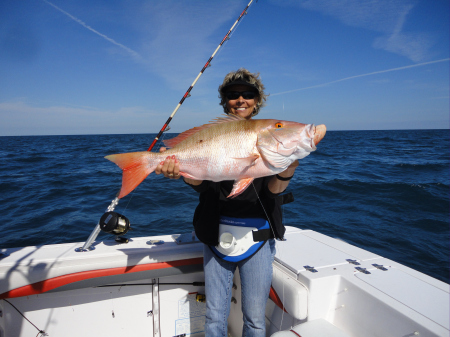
left=203, top=239, right=276, bottom=337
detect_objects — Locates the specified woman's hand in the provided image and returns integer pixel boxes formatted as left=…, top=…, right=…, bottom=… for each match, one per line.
left=154, top=147, right=181, bottom=179
left=279, top=160, right=299, bottom=177
left=268, top=160, right=299, bottom=194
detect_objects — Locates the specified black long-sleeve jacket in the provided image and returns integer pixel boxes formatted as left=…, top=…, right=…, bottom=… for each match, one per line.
left=185, top=177, right=290, bottom=246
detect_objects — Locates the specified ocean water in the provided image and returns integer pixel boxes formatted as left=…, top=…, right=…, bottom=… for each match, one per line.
left=0, top=129, right=449, bottom=283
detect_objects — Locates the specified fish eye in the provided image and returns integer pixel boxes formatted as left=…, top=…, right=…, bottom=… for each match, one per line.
left=275, top=122, right=283, bottom=128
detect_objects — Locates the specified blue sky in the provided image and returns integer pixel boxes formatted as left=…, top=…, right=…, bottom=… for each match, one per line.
left=0, top=0, right=448, bottom=136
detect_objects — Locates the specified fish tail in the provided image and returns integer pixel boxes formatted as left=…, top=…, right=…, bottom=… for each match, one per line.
left=105, top=152, right=156, bottom=199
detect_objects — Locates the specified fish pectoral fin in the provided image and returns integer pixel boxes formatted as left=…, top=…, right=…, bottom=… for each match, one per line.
left=227, top=178, right=254, bottom=198
left=231, top=154, right=260, bottom=167
left=179, top=172, right=198, bottom=180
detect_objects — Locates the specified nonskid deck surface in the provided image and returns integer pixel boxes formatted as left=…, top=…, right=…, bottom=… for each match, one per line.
left=0, top=227, right=449, bottom=337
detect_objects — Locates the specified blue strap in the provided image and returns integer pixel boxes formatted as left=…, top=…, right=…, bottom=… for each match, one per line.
left=210, top=217, right=270, bottom=263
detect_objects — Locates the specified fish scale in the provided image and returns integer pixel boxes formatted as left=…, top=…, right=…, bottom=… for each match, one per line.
left=162, top=119, right=258, bottom=179
left=105, top=115, right=326, bottom=198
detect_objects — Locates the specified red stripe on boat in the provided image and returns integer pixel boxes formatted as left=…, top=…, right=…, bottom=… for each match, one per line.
left=269, top=286, right=287, bottom=312
left=0, top=257, right=203, bottom=299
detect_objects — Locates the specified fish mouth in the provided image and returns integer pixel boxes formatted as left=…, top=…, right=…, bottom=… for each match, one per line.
left=314, top=124, right=326, bottom=145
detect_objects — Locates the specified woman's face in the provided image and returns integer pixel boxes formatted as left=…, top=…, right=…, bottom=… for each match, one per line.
left=225, top=85, right=259, bottom=120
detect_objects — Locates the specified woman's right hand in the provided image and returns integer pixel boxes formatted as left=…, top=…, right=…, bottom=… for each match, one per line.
left=155, top=147, right=181, bottom=179
left=155, top=147, right=203, bottom=185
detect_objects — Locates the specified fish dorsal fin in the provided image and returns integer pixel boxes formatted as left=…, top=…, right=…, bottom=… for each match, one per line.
left=212, top=114, right=245, bottom=124
left=163, top=114, right=245, bottom=148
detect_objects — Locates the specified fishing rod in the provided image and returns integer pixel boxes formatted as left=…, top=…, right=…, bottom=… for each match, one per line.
left=147, top=0, right=256, bottom=152
left=77, top=0, right=256, bottom=252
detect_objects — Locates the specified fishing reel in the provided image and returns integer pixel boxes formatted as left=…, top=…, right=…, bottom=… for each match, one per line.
left=99, top=212, right=131, bottom=243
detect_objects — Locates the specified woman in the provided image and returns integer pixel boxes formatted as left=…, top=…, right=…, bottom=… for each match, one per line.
left=156, top=68, right=298, bottom=336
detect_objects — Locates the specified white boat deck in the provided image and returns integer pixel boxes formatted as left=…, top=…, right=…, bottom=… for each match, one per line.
left=264, top=227, right=449, bottom=337
left=0, top=227, right=448, bottom=337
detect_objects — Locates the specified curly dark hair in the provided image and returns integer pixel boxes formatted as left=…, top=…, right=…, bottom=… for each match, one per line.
left=218, top=68, right=268, bottom=116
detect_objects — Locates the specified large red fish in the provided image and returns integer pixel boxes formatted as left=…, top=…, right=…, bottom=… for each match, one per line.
left=106, top=115, right=326, bottom=199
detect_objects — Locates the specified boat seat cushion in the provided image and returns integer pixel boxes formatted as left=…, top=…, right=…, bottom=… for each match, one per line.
left=270, top=318, right=350, bottom=337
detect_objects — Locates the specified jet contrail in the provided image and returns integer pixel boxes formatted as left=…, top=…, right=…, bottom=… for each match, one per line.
left=272, top=58, right=450, bottom=96
left=43, top=0, right=141, bottom=61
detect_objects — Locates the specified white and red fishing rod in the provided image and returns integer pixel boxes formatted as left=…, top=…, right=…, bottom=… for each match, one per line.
left=78, top=0, right=256, bottom=252
left=147, top=0, right=255, bottom=151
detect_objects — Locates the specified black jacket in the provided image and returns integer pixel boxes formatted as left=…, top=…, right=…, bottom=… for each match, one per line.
left=186, top=177, right=289, bottom=246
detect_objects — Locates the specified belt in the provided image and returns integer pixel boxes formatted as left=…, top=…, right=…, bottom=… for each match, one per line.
left=210, top=216, right=272, bottom=263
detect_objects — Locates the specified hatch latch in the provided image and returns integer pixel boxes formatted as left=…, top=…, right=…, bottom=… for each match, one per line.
left=304, top=265, right=318, bottom=273
left=355, top=267, right=371, bottom=274
left=372, top=264, right=388, bottom=271
left=346, top=259, right=360, bottom=265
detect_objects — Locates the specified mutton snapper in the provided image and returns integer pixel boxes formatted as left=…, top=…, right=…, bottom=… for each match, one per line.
left=106, top=115, right=326, bottom=199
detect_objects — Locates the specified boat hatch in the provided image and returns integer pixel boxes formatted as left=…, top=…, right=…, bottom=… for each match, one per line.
left=355, top=266, right=450, bottom=330
left=274, top=229, right=380, bottom=275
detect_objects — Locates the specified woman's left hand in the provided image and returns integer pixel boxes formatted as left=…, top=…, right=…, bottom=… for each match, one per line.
left=279, top=160, right=299, bottom=178
left=268, top=160, right=299, bottom=194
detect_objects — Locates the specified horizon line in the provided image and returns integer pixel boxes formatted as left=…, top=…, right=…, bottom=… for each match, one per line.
left=2, top=127, right=449, bottom=137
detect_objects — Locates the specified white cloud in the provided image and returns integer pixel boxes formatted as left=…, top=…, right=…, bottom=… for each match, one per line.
left=371, top=2, right=434, bottom=62
left=42, top=0, right=142, bottom=61
left=134, top=1, right=244, bottom=89
left=41, top=0, right=254, bottom=91
left=271, top=58, right=450, bottom=96
left=274, top=0, right=434, bottom=62
left=0, top=101, right=162, bottom=135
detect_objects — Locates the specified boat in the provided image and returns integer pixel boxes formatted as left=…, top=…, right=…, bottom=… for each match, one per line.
left=1, top=224, right=448, bottom=337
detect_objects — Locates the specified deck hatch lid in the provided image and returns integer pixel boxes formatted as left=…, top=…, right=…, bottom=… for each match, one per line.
left=275, top=231, right=360, bottom=274
left=355, top=267, right=449, bottom=330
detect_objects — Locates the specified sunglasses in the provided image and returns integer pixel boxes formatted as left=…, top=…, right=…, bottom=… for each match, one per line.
left=225, top=91, right=257, bottom=100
